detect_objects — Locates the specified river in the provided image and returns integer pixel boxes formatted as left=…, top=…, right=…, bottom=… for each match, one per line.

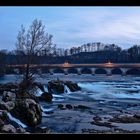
left=0, top=74, right=140, bottom=133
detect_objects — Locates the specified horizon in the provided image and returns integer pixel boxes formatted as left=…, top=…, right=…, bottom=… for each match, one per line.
left=1, top=6, right=140, bottom=50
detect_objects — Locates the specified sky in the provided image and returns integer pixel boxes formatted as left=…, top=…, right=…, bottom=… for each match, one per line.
left=0, top=6, right=140, bottom=50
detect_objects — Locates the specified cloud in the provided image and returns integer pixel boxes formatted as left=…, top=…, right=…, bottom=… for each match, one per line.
left=1, top=7, right=140, bottom=50
left=46, top=7, right=140, bottom=49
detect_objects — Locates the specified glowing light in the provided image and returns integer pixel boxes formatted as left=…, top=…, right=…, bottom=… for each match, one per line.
left=62, top=61, right=70, bottom=67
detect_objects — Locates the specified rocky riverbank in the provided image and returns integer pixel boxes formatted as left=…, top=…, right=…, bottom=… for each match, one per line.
left=0, top=80, right=81, bottom=134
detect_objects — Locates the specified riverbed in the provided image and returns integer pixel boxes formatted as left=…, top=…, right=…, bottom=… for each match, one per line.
left=1, top=74, right=140, bottom=133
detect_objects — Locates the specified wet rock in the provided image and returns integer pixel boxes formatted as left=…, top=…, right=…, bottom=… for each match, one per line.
left=48, top=80, right=81, bottom=94
left=16, top=127, right=27, bottom=133
left=1, top=124, right=16, bottom=133
left=0, top=83, right=18, bottom=93
left=32, top=126, right=51, bottom=133
left=16, top=92, right=38, bottom=103
left=74, top=105, right=90, bottom=110
left=0, top=101, right=15, bottom=111
left=93, top=116, right=102, bottom=121
left=90, top=121, right=114, bottom=128
left=39, top=92, right=53, bottom=103
left=133, top=114, right=140, bottom=119
left=64, top=81, right=81, bottom=92
left=33, top=82, right=45, bottom=92
left=2, top=91, right=16, bottom=102
left=110, top=115, right=140, bottom=123
left=11, top=99, right=42, bottom=127
left=65, top=104, right=73, bottom=109
left=57, top=104, right=64, bottom=109
left=48, top=81, right=64, bottom=94
left=0, top=118, right=4, bottom=128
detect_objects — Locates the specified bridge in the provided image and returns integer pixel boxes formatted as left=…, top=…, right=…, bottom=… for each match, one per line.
left=7, top=62, right=140, bottom=76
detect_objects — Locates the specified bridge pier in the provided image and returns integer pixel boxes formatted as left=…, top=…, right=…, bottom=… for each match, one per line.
left=49, top=69, right=54, bottom=75
left=90, top=68, right=95, bottom=75
left=120, top=68, right=127, bottom=76
left=63, top=69, right=68, bottom=75
left=77, top=68, right=81, bottom=75
left=105, top=68, right=112, bottom=76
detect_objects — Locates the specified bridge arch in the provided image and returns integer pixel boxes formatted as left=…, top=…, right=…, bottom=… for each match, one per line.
left=111, top=68, right=122, bottom=75
left=53, top=68, right=65, bottom=74
left=95, top=68, right=107, bottom=74
left=41, top=67, right=50, bottom=74
left=81, top=68, right=92, bottom=74
left=68, top=68, right=78, bottom=74
left=126, top=68, right=140, bottom=75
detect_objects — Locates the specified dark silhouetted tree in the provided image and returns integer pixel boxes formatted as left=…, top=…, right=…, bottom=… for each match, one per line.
left=16, top=19, right=53, bottom=86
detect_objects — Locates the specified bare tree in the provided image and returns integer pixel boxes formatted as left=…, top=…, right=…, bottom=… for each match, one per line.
left=16, top=19, right=53, bottom=85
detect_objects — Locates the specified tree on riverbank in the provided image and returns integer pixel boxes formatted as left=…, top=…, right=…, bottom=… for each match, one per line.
left=15, top=19, right=54, bottom=90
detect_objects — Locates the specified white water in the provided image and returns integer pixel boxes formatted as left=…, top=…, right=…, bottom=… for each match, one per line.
left=64, top=85, right=71, bottom=94
left=35, top=87, right=43, bottom=97
left=44, top=85, right=49, bottom=92
left=78, top=82, right=140, bottom=100
left=7, top=113, right=27, bottom=128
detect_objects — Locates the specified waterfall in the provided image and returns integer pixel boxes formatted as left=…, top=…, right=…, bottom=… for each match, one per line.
left=35, top=87, right=43, bottom=97
left=44, top=85, right=49, bottom=92
left=7, top=113, right=27, bottom=128
left=64, top=85, right=71, bottom=94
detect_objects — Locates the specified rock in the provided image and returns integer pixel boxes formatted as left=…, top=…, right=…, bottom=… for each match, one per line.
left=74, top=105, right=90, bottom=110
left=33, top=82, right=45, bottom=92
left=93, top=116, right=102, bottom=121
left=1, top=124, right=16, bottom=133
left=48, top=80, right=81, bottom=94
left=65, top=104, right=73, bottom=109
left=110, top=115, right=140, bottom=123
left=16, top=92, right=39, bottom=103
left=0, top=83, right=18, bottom=93
left=64, top=81, right=81, bottom=92
left=133, top=114, right=140, bottom=119
left=57, top=104, right=64, bottom=109
left=48, top=81, right=64, bottom=94
left=2, top=91, right=16, bottom=102
left=11, top=99, right=42, bottom=127
left=31, top=126, right=51, bottom=133
left=16, top=127, right=26, bottom=133
left=39, top=92, right=53, bottom=103
left=0, top=118, right=4, bottom=128
left=0, top=101, right=15, bottom=111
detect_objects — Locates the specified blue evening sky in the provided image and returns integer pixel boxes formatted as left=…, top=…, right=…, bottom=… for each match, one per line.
left=0, top=6, right=140, bottom=50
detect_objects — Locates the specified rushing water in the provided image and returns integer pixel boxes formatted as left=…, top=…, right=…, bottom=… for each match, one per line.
left=1, top=74, right=140, bottom=133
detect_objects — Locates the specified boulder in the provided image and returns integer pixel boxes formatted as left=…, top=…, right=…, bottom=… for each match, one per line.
left=33, top=82, right=45, bottom=92
left=31, top=126, right=51, bottom=133
left=64, top=81, right=81, bottom=92
left=74, top=105, right=90, bottom=110
left=1, top=124, right=16, bottom=133
left=0, top=101, right=15, bottom=111
left=48, top=80, right=81, bottom=94
left=11, top=99, right=42, bottom=127
left=48, top=81, right=64, bottom=94
left=0, top=83, right=18, bottom=93
left=65, top=104, right=73, bottom=109
left=16, top=92, right=39, bottom=103
left=2, top=91, right=16, bottom=102
left=16, top=127, right=27, bottom=133
left=39, top=92, right=53, bottom=103
left=0, top=118, right=4, bottom=128
left=57, top=104, right=64, bottom=109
